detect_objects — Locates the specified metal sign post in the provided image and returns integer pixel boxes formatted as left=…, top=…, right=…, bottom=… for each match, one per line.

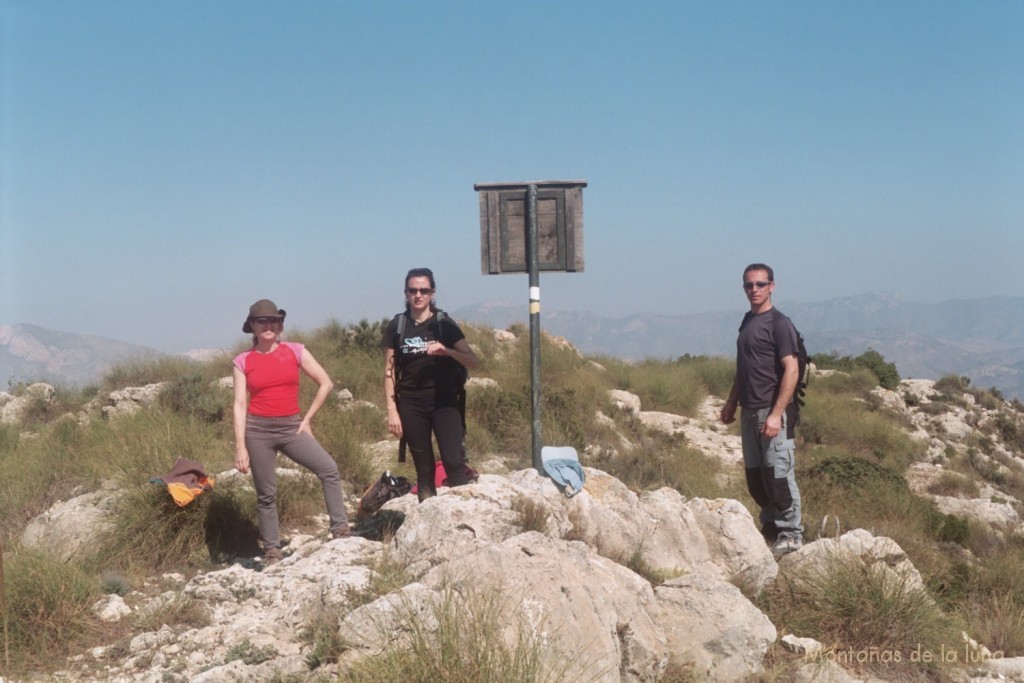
left=475, top=180, right=586, bottom=471
left=526, top=185, right=542, bottom=469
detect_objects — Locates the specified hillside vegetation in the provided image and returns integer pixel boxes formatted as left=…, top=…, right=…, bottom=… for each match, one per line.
left=2, top=319, right=1024, bottom=681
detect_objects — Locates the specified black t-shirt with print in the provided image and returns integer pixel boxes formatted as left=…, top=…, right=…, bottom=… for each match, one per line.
left=382, top=312, right=466, bottom=399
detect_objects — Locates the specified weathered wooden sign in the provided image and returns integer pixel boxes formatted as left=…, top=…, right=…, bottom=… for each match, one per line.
left=474, top=180, right=586, bottom=274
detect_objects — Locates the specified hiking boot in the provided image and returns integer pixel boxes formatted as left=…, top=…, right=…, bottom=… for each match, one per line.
left=772, top=533, right=803, bottom=559
left=263, top=547, right=283, bottom=566
left=331, top=525, right=351, bottom=540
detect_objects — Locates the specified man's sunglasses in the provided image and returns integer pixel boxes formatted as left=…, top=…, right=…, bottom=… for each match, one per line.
left=743, top=281, right=772, bottom=291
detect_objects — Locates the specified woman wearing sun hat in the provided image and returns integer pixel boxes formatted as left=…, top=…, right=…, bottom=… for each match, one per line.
left=232, top=299, right=349, bottom=565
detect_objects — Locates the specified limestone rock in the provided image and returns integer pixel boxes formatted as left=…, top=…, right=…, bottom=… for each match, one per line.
left=0, top=382, right=55, bottom=425
left=102, top=383, right=168, bottom=419
left=778, top=529, right=926, bottom=594
left=651, top=568, right=776, bottom=680
left=21, top=486, right=121, bottom=561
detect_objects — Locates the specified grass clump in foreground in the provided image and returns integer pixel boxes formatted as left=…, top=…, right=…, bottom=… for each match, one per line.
left=97, top=484, right=259, bottom=573
left=3, top=546, right=101, bottom=670
left=759, top=552, right=962, bottom=680
left=337, top=585, right=577, bottom=683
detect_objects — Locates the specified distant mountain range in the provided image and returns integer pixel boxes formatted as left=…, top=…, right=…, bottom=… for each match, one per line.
left=455, top=293, right=1024, bottom=401
left=4, top=294, right=1024, bottom=400
left=0, top=324, right=159, bottom=390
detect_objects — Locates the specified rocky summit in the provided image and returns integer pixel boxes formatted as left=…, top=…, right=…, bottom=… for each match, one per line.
left=9, top=367, right=1024, bottom=682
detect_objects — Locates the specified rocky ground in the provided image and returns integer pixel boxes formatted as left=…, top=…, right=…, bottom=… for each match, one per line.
left=7, top=375, right=1024, bottom=682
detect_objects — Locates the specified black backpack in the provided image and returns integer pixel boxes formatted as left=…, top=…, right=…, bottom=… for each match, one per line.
left=792, top=327, right=809, bottom=429
left=756, top=309, right=809, bottom=437
left=391, top=309, right=469, bottom=462
left=358, top=471, right=412, bottom=517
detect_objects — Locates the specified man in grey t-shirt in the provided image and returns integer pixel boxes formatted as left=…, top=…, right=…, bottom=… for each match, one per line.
left=720, top=263, right=804, bottom=558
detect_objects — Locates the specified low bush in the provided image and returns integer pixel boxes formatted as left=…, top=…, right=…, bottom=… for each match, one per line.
left=159, top=373, right=231, bottom=423
left=933, top=375, right=971, bottom=400
left=811, top=367, right=881, bottom=396
left=995, top=413, right=1024, bottom=454
left=800, top=452, right=975, bottom=552
left=811, top=349, right=900, bottom=390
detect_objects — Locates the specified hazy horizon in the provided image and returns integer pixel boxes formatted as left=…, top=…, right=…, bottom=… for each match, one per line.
left=4, top=290, right=1024, bottom=355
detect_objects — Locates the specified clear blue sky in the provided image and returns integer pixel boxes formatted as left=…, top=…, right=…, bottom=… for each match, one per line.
left=2, top=1, right=1022, bottom=353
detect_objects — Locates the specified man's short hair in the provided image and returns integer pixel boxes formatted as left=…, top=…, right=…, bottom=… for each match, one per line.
left=743, top=263, right=774, bottom=282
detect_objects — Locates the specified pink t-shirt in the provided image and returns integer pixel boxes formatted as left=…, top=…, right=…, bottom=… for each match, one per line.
left=233, top=342, right=305, bottom=417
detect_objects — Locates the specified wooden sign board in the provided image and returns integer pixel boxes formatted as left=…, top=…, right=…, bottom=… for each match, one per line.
left=475, top=180, right=586, bottom=274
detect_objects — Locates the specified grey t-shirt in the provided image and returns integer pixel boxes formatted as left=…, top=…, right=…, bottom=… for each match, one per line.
left=736, top=307, right=799, bottom=410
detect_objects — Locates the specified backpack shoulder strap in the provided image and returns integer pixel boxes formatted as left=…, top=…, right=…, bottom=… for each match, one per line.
left=391, top=312, right=408, bottom=464
left=393, top=312, right=406, bottom=345
left=435, top=309, right=450, bottom=344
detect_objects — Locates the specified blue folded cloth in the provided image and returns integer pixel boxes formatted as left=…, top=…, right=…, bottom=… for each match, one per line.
left=541, top=446, right=585, bottom=498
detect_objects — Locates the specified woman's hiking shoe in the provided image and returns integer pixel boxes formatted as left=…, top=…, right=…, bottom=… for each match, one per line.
left=331, top=526, right=351, bottom=540
left=772, top=533, right=803, bottom=558
left=263, top=547, right=283, bottom=566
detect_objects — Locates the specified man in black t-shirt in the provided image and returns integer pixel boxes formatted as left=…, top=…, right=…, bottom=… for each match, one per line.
left=720, top=263, right=804, bottom=558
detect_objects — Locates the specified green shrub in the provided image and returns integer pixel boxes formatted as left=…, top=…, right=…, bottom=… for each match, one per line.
left=933, top=375, right=970, bottom=399
left=806, top=455, right=908, bottom=493
left=918, top=401, right=950, bottom=416
left=224, top=639, right=279, bottom=665
left=974, top=390, right=1003, bottom=411
left=811, top=349, right=900, bottom=390
left=995, top=413, right=1024, bottom=454
left=159, top=373, right=231, bottom=423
